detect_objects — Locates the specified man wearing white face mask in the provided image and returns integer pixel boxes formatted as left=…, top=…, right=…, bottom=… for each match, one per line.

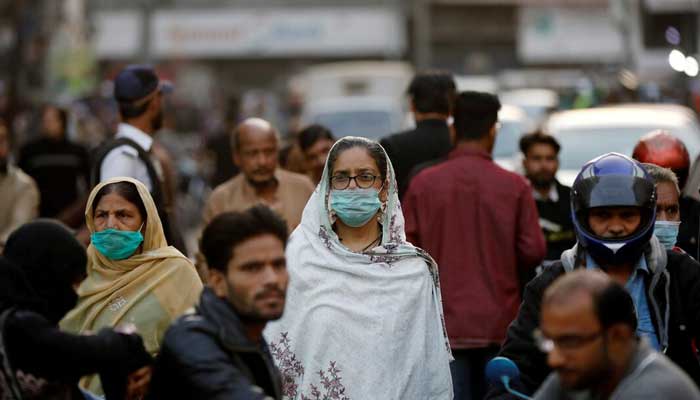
left=642, top=163, right=684, bottom=253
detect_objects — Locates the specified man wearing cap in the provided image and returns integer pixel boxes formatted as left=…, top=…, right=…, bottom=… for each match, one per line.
left=96, top=65, right=169, bottom=190
left=93, top=65, right=185, bottom=251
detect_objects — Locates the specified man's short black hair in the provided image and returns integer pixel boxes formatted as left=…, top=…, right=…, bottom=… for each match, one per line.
left=200, top=205, right=288, bottom=272
left=298, top=124, right=334, bottom=152
left=453, top=91, right=501, bottom=141
left=407, top=70, right=456, bottom=115
left=519, top=131, right=561, bottom=156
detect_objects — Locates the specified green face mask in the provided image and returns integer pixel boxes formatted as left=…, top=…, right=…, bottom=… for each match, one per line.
left=91, top=224, right=144, bottom=260
left=330, top=188, right=382, bottom=227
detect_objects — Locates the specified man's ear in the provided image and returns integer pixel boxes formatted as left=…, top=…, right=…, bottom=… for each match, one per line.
left=207, top=268, right=228, bottom=298
left=605, top=323, right=635, bottom=348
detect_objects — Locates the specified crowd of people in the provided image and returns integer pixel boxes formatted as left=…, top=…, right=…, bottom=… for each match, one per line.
left=2, top=64, right=700, bottom=400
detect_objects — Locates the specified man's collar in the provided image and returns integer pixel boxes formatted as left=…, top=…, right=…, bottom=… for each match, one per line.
left=242, top=169, right=281, bottom=195
left=533, top=184, right=559, bottom=202
left=416, top=118, right=449, bottom=128
left=449, top=146, right=492, bottom=160
left=117, top=123, right=153, bottom=151
left=585, top=253, right=649, bottom=274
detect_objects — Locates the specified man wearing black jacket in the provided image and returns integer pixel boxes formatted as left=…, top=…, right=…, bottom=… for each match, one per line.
left=486, top=153, right=700, bottom=399
left=520, top=132, right=575, bottom=261
left=149, top=205, right=287, bottom=399
left=380, top=70, right=455, bottom=199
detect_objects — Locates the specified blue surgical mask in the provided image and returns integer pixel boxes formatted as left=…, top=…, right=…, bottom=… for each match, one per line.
left=654, top=221, right=680, bottom=250
left=91, top=224, right=144, bottom=260
left=330, top=188, right=382, bottom=228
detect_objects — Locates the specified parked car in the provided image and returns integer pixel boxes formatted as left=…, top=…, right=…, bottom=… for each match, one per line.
left=499, top=88, right=559, bottom=126
left=493, top=104, right=535, bottom=171
left=305, top=96, right=406, bottom=141
left=544, top=104, right=700, bottom=186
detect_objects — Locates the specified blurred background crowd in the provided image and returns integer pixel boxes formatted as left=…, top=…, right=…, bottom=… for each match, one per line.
left=2, top=0, right=700, bottom=255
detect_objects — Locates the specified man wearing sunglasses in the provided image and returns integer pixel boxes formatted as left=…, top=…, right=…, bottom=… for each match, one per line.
left=486, top=153, right=700, bottom=399
left=533, top=269, right=699, bottom=399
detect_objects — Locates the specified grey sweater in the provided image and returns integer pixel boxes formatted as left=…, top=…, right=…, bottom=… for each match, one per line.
left=533, top=340, right=700, bottom=399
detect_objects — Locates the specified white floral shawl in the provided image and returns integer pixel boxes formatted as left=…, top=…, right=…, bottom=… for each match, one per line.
left=264, top=137, right=453, bottom=400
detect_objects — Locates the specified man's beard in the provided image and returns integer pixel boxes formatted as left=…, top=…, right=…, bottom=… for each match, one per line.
left=227, top=284, right=286, bottom=323
left=0, top=158, right=7, bottom=174
left=246, top=174, right=277, bottom=190
left=151, top=109, right=163, bottom=131
left=528, top=173, right=555, bottom=190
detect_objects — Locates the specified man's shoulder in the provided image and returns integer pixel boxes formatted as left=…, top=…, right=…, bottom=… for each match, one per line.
left=210, top=174, right=244, bottom=198
left=101, top=143, right=140, bottom=162
left=530, top=261, right=567, bottom=292
left=9, top=167, right=39, bottom=193
left=617, top=351, right=700, bottom=399
left=277, top=169, right=315, bottom=189
left=381, top=127, right=424, bottom=151
left=666, top=250, right=700, bottom=275
left=162, top=311, right=218, bottom=353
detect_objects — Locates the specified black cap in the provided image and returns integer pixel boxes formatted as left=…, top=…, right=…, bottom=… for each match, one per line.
left=114, top=65, right=172, bottom=103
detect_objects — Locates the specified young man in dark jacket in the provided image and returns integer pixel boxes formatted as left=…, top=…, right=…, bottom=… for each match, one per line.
left=380, top=70, right=455, bottom=199
left=148, top=205, right=288, bottom=399
left=486, top=153, right=700, bottom=399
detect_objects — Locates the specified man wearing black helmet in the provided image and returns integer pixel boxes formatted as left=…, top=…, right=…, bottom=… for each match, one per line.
left=485, top=152, right=700, bottom=399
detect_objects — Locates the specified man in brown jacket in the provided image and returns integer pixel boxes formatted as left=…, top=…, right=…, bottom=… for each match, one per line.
left=204, top=118, right=314, bottom=233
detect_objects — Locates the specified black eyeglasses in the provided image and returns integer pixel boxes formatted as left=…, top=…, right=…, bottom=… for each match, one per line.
left=330, top=173, right=380, bottom=190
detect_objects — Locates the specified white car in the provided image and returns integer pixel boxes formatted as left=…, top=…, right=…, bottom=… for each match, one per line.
left=493, top=104, right=535, bottom=171
left=544, top=104, right=700, bottom=186
left=304, top=96, right=408, bottom=141
left=499, top=88, right=559, bottom=126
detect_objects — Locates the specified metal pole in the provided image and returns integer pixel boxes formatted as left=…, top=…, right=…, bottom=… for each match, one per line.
left=412, top=0, right=431, bottom=69
left=140, top=0, right=152, bottom=64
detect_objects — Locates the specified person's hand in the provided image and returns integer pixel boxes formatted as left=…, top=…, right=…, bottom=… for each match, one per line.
left=114, top=323, right=138, bottom=335
left=126, top=366, right=151, bottom=400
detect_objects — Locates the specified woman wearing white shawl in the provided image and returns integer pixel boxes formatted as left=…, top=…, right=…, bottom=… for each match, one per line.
left=265, top=136, right=452, bottom=399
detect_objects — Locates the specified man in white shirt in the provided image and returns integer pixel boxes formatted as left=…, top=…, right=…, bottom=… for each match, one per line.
left=99, top=65, right=170, bottom=191
left=94, top=65, right=186, bottom=252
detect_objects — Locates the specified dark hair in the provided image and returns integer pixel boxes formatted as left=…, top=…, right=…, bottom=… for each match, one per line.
left=44, top=105, right=68, bottom=136
left=543, top=270, right=637, bottom=331
left=596, top=284, right=638, bottom=331
left=453, top=91, right=501, bottom=141
left=200, top=205, right=288, bottom=272
left=519, top=131, right=561, bottom=156
left=298, top=124, right=335, bottom=152
left=326, top=137, right=388, bottom=182
left=118, top=100, right=151, bottom=120
left=91, top=181, right=147, bottom=221
left=3, top=220, right=87, bottom=323
left=407, top=70, right=456, bottom=115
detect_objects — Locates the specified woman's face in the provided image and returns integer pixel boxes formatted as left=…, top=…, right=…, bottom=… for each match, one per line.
left=331, top=146, right=386, bottom=198
left=93, top=192, right=144, bottom=233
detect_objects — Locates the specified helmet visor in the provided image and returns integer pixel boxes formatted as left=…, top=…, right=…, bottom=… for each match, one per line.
left=573, top=175, right=655, bottom=211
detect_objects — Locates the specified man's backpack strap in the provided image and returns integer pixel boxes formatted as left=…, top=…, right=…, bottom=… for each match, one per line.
left=90, top=137, right=164, bottom=208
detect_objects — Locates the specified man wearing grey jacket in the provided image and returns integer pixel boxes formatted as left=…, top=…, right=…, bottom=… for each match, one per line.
left=533, top=269, right=700, bottom=400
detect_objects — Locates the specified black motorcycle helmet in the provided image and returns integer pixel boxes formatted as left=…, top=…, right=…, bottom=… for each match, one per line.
left=571, top=153, right=656, bottom=265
